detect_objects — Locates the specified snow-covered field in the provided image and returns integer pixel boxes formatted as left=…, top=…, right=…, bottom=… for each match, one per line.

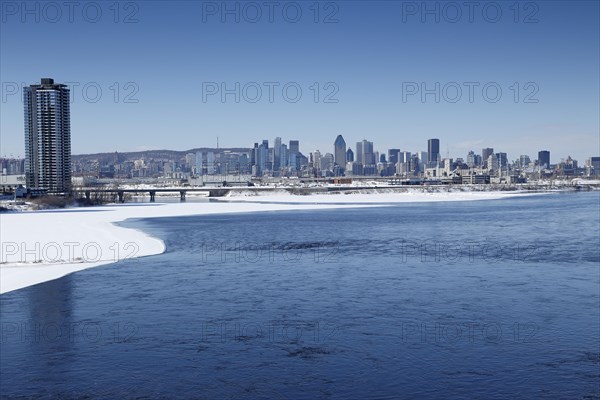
left=0, top=191, right=542, bottom=294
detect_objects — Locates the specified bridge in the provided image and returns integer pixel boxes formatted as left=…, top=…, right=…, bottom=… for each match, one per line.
left=73, top=188, right=231, bottom=202
left=73, top=184, right=424, bottom=203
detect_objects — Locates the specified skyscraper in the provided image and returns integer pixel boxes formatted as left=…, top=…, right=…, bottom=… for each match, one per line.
left=427, top=139, right=440, bottom=166
left=538, top=150, right=550, bottom=169
left=288, top=140, right=300, bottom=170
left=289, top=140, right=299, bottom=154
left=356, top=140, right=374, bottom=165
left=195, top=151, right=204, bottom=175
left=24, top=78, right=71, bottom=193
left=388, top=149, right=401, bottom=165
left=311, top=150, right=322, bottom=172
left=585, top=157, right=600, bottom=176
left=280, top=144, right=288, bottom=169
left=251, top=143, right=258, bottom=167
left=482, top=148, right=494, bottom=168
left=321, top=153, right=334, bottom=172
left=253, top=140, right=269, bottom=176
left=334, top=135, right=346, bottom=171
left=466, top=151, right=476, bottom=167
left=399, top=151, right=412, bottom=164
left=356, top=141, right=363, bottom=164
left=206, top=151, right=215, bottom=174
left=489, top=152, right=508, bottom=176
left=519, top=155, right=531, bottom=169
left=273, top=137, right=282, bottom=171
left=364, top=140, right=375, bottom=164
left=346, top=148, right=354, bottom=163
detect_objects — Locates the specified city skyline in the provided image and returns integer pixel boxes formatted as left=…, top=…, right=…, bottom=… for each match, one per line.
left=6, top=114, right=596, bottom=181
left=5, top=74, right=594, bottom=186
left=1, top=106, right=596, bottom=167
left=1, top=1, right=598, bottom=162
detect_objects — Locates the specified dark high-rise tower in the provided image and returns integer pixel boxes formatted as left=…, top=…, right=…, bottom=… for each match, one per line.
left=24, top=78, right=71, bottom=193
left=346, top=148, right=354, bottom=162
left=388, top=149, right=401, bottom=165
left=254, top=140, right=269, bottom=176
left=289, top=140, right=299, bottom=154
left=538, top=150, right=550, bottom=168
left=427, top=138, right=440, bottom=166
left=288, top=140, right=300, bottom=171
left=334, top=135, right=347, bottom=170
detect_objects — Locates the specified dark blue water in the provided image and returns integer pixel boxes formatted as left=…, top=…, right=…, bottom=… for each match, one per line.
left=2, top=192, right=599, bottom=399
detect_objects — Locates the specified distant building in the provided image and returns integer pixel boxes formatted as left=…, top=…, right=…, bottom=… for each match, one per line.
left=0, top=158, right=25, bottom=175
left=273, top=137, right=282, bottom=172
left=253, top=140, right=269, bottom=176
left=363, top=164, right=377, bottom=175
left=311, top=150, right=322, bottom=171
left=24, top=78, right=72, bottom=193
left=482, top=148, right=494, bottom=168
left=350, top=162, right=363, bottom=176
left=427, top=139, right=440, bottom=166
left=288, top=151, right=298, bottom=171
left=397, top=162, right=410, bottom=175
left=334, top=135, right=347, bottom=173
left=519, top=155, right=531, bottom=169
left=346, top=148, right=354, bottom=163
left=557, top=156, right=577, bottom=176
left=399, top=151, right=411, bottom=164
left=538, top=150, right=550, bottom=169
left=288, top=140, right=300, bottom=171
left=388, top=149, right=400, bottom=165
left=321, top=153, right=334, bottom=173
left=250, top=144, right=257, bottom=168
left=185, top=153, right=195, bottom=169
left=488, top=152, right=508, bottom=176
left=356, top=140, right=375, bottom=165
left=585, top=157, right=600, bottom=176
left=466, top=150, right=482, bottom=168
left=206, top=151, right=215, bottom=174
left=417, top=151, right=427, bottom=172
left=297, top=153, right=308, bottom=170
left=410, top=154, right=420, bottom=174
left=289, top=140, right=299, bottom=154
left=0, top=174, right=26, bottom=193
left=196, top=151, right=204, bottom=175
left=466, top=151, right=475, bottom=167
left=280, top=144, right=288, bottom=170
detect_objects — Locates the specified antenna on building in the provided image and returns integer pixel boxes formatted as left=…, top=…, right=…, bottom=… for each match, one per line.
left=217, top=136, right=219, bottom=149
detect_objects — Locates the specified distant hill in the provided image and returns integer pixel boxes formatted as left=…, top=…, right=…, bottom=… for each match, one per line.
left=72, top=148, right=252, bottom=161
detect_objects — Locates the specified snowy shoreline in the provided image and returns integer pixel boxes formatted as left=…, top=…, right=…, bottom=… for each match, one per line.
left=0, top=191, right=545, bottom=294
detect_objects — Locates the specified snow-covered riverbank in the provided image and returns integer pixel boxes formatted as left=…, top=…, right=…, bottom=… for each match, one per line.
left=0, top=191, right=544, bottom=294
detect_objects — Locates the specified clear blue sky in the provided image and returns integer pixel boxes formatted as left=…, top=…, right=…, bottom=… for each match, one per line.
left=1, top=0, right=598, bottom=163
